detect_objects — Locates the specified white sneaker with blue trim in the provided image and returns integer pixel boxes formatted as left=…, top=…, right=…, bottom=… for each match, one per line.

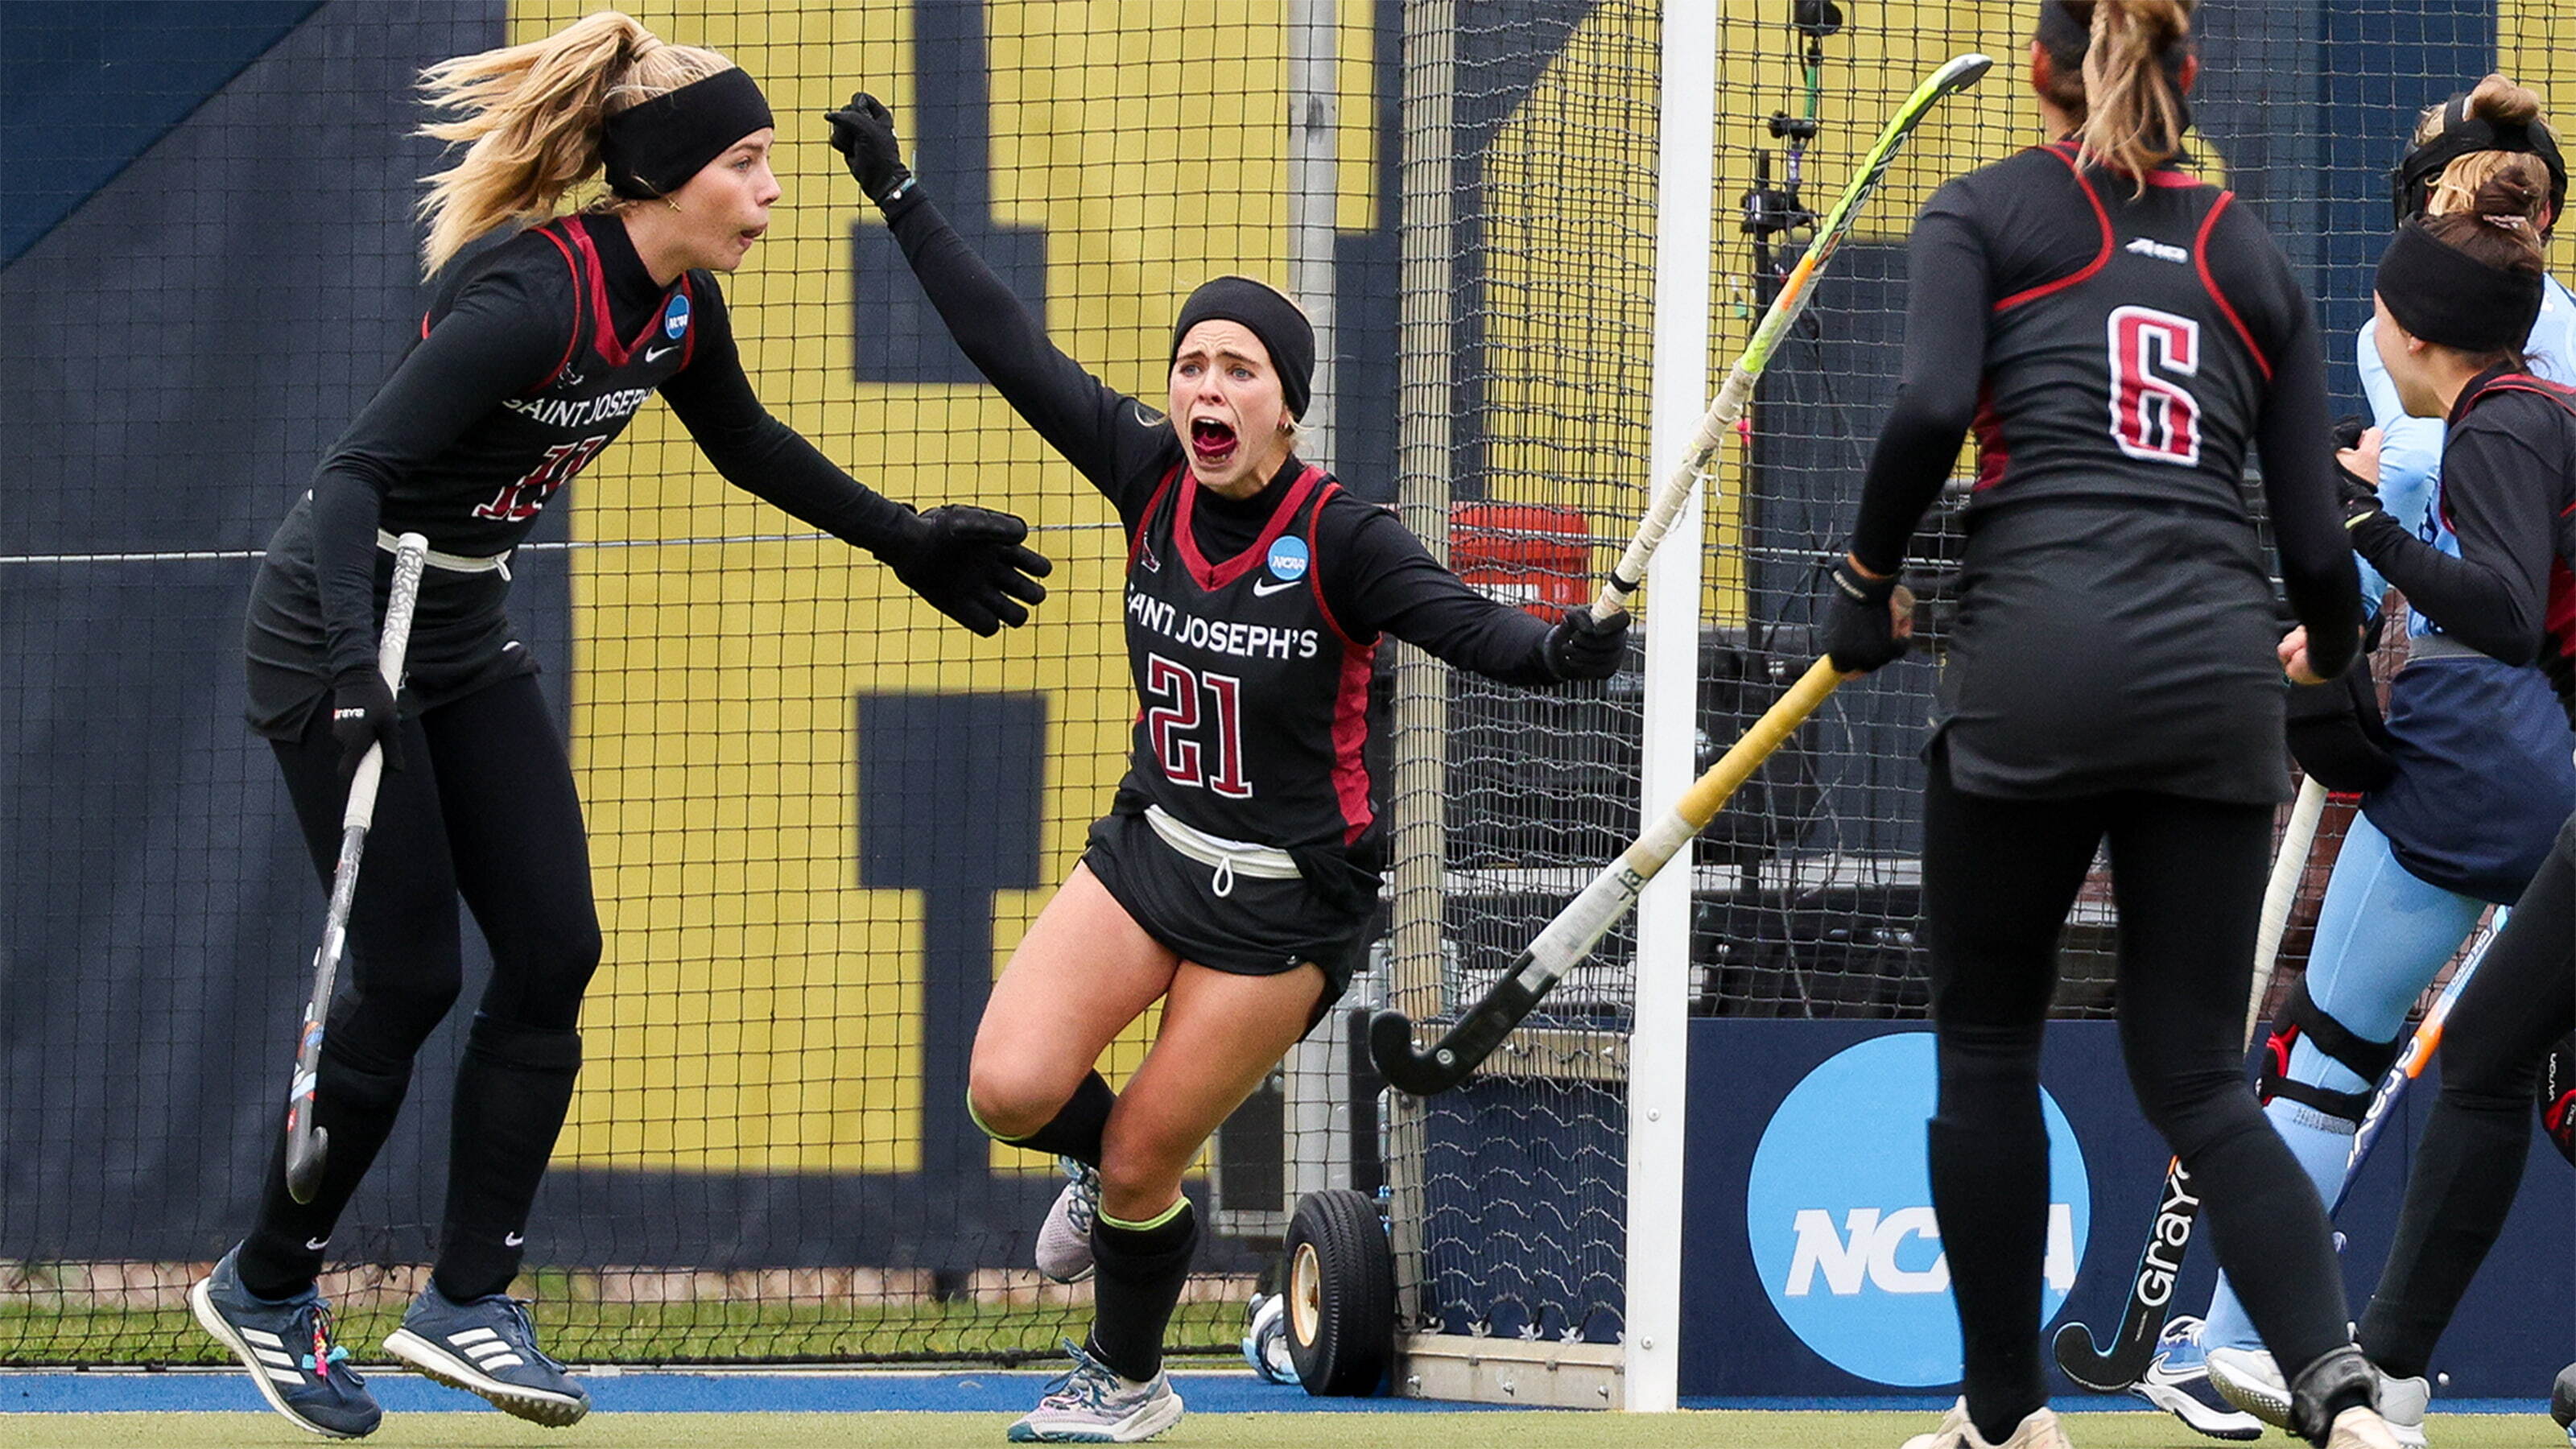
left=1006, top=1339, right=1183, bottom=1443
left=2132, top=1315, right=2263, bottom=1440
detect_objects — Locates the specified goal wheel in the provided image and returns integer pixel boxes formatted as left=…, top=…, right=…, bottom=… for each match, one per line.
left=1282, top=1188, right=1393, bottom=1397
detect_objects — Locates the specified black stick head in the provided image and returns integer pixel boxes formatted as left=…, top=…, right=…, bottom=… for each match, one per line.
left=1368, top=1009, right=1471, bottom=1097
left=284, top=1126, right=328, bottom=1206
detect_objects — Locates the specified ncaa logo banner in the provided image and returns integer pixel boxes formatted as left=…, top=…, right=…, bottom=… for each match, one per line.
left=1743, top=1032, right=2091, bottom=1386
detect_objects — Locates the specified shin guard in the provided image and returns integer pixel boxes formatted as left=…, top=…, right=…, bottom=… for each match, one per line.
left=433, top=1013, right=580, bottom=1302
left=237, top=1038, right=413, bottom=1300
left=1088, top=1198, right=1199, bottom=1382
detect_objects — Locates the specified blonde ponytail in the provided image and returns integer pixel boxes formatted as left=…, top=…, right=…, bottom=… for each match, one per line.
left=414, top=10, right=734, bottom=276
left=2076, top=0, right=2194, bottom=193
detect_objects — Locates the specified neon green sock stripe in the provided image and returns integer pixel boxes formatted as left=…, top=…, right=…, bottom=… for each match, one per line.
left=964, top=1092, right=1039, bottom=1146
left=1098, top=1198, right=1190, bottom=1232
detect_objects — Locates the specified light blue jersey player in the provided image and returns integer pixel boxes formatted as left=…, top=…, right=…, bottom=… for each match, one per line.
left=2143, top=77, right=2576, bottom=1443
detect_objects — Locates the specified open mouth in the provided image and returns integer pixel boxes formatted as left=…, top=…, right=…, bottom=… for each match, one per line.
left=1191, top=418, right=1238, bottom=466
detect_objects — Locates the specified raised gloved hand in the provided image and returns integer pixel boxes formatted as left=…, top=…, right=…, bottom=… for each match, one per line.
left=1543, top=605, right=1631, bottom=682
left=328, top=667, right=402, bottom=789
left=877, top=505, right=1052, bottom=636
left=824, top=92, right=914, bottom=206
left=2330, top=415, right=2385, bottom=526
left=1823, top=557, right=1914, bottom=675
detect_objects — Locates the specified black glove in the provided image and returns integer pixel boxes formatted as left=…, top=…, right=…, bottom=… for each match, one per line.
left=877, top=505, right=1052, bottom=636
left=328, top=667, right=402, bottom=790
left=2330, top=413, right=2382, bottom=524
left=1542, top=606, right=1630, bottom=682
left=1823, top=558, right=1910, bottom=674
left=824, top=92, right=914, bottom=206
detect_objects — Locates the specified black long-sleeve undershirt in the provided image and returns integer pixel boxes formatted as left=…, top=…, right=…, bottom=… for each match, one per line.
left=2347, top=395, right=2572, bottom=666
left=1846, top=155, right=2361, bottom=682
left=878, top=184, right=1556, bottom=684
left=308, top=214, right=914, bottom=676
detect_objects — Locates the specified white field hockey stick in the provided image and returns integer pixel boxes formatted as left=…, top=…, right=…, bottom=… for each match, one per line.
left=1372, top=655, right=1847, bottom=1095
left=282, top=532, right=427, bottom=1204
left=2054, top=774, right=2331, bottom=1390
left=1591, top=51, right=1992, bottom=621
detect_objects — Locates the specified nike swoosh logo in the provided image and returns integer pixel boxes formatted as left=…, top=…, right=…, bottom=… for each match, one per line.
left=644, top=343, right=679, bottom=362
left=1251, top=578, right=1299, bottom=597
left=504, top=1232, right=525, bottom=1247
left=305, top=1237, right=330, bottom=1252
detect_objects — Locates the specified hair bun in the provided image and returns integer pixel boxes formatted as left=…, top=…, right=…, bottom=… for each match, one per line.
left=2477, top=168, right=2542, bottom=217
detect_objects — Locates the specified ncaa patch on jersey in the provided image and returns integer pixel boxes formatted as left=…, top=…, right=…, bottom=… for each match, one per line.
left=1265, top=535, right=1311, bottom=584
left=1744, top=1032, right=2090, bottom=1386
left=663, top=294, right=691, bottom=339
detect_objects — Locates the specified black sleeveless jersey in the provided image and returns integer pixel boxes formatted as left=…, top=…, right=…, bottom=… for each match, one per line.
left=388, top=213, right=705, bottom=553
left=1970, top=142, right=2273, bottom=522
left=1119, top=462, right=1380, bottom=853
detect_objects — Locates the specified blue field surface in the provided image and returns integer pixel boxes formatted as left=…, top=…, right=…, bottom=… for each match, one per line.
left=1, top=1372, right=2545, bottom=1417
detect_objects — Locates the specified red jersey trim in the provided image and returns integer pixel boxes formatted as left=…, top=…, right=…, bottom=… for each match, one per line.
left=2194, top=192, right=2272, bottom=382
left=1129, top=464, right=1185, bottom=571
left=529, top=225, right=584, bottom=394
left=1993, top=144, right=2113, bottom=313
left=1330, top=641, right=1378, bottom=843
left=559, top=215, right=676, bottom=367
left=1174, top=462, right=1327, bottom=592
left=677, top=274, right=699, bottom=370
left=2446, top=375, right=2576, bottom=534
left=1302, top=485, right=1367, bottom=648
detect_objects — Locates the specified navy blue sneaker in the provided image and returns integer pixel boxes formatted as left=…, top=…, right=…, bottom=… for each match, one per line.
left=190, top=1246, right=382, bottom=1439
left=383, top=1282, right=588, bottom=1426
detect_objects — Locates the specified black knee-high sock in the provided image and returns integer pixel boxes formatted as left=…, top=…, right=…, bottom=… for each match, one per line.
left=987, top=1071, right=1117, bottom=1166
left=431, top=1014, right=581, bottom=1302
left=1928, top=1058, right=2050, bottom=1446
left=2356, top=1092, right=2530, bottom=1378
left=1088, top=1198, right=1198, bottom=1382
left=237, top=1035, right=414, bottom=1301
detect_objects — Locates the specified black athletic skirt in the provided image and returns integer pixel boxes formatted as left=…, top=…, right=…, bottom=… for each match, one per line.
left=242, top=497, right=535, bottom=741
left=1081, top=804, right=1378, bottom=1011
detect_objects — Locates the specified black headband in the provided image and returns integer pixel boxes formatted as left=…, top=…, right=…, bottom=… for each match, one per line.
left=1170, top=276, right=1315, bottom=420
left=2390, top=92, right=2567, bottom=229
left=2376, top=221, right=2545, bottom=354
left=601, top=68, right=773, bottom=200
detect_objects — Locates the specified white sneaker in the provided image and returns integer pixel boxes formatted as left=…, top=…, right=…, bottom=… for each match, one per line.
left=2376, top=1372, right=2430, bottom=1449
left=2207, top=1346, right=2294, bottom=1430
left=1006, top=1340, right=1183, bottom=1443
left=2326, top=1405, right=2406, bottom=1449
left=1897, top=1398, right=2074, bottom=1449
left=2132, top=1316, right=2263, bottom=1441
left=1034, top=1158, right=1100, bottom=1285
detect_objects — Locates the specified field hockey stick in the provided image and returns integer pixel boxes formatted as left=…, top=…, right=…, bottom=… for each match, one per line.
left=1591, top=51, right=1992, bottom=622
left=1372, top=655, right=1846, bottom=1096
left=2051, top=774, right=2331, bottom=1390
left=282, top=532, right=428, bottom=1205
left=2330, top=919, right=2494, bottom=1214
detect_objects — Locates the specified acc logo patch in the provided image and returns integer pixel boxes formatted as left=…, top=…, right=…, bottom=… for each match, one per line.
left=663, top=294, right=691, bottom=339
left=1744, top=1033, right=2090, bottom=1386
left=1265, top=535, right=1311, bottom=584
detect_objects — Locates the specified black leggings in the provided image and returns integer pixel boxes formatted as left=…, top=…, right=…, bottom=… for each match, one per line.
left=1923, top=750, right=2351, bottom=1439
left=236, top=675, right=600, bottom=1302
left=2359, top=810, right=2576, bottom=1378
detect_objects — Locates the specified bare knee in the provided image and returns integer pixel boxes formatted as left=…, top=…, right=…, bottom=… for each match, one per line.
left=1096, top=1111, right=1195, bottom=1218
left=968, top=1058, right=1076, bottom=1142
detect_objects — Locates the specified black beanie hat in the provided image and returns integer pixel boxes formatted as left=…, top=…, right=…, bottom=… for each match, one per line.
left=2376, top=220, right=2545, bottom=354
left=1170, top=276, right=1315, bottom=420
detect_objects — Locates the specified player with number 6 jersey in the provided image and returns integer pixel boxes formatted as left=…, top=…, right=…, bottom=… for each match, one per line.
left=828, top=89, right=1628, bottom=1444
left=1815, top=4, right=2388, bottom=1449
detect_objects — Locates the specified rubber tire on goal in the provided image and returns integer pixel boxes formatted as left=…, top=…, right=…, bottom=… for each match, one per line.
left=1283, top=1189, right=1394, bottom=1397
